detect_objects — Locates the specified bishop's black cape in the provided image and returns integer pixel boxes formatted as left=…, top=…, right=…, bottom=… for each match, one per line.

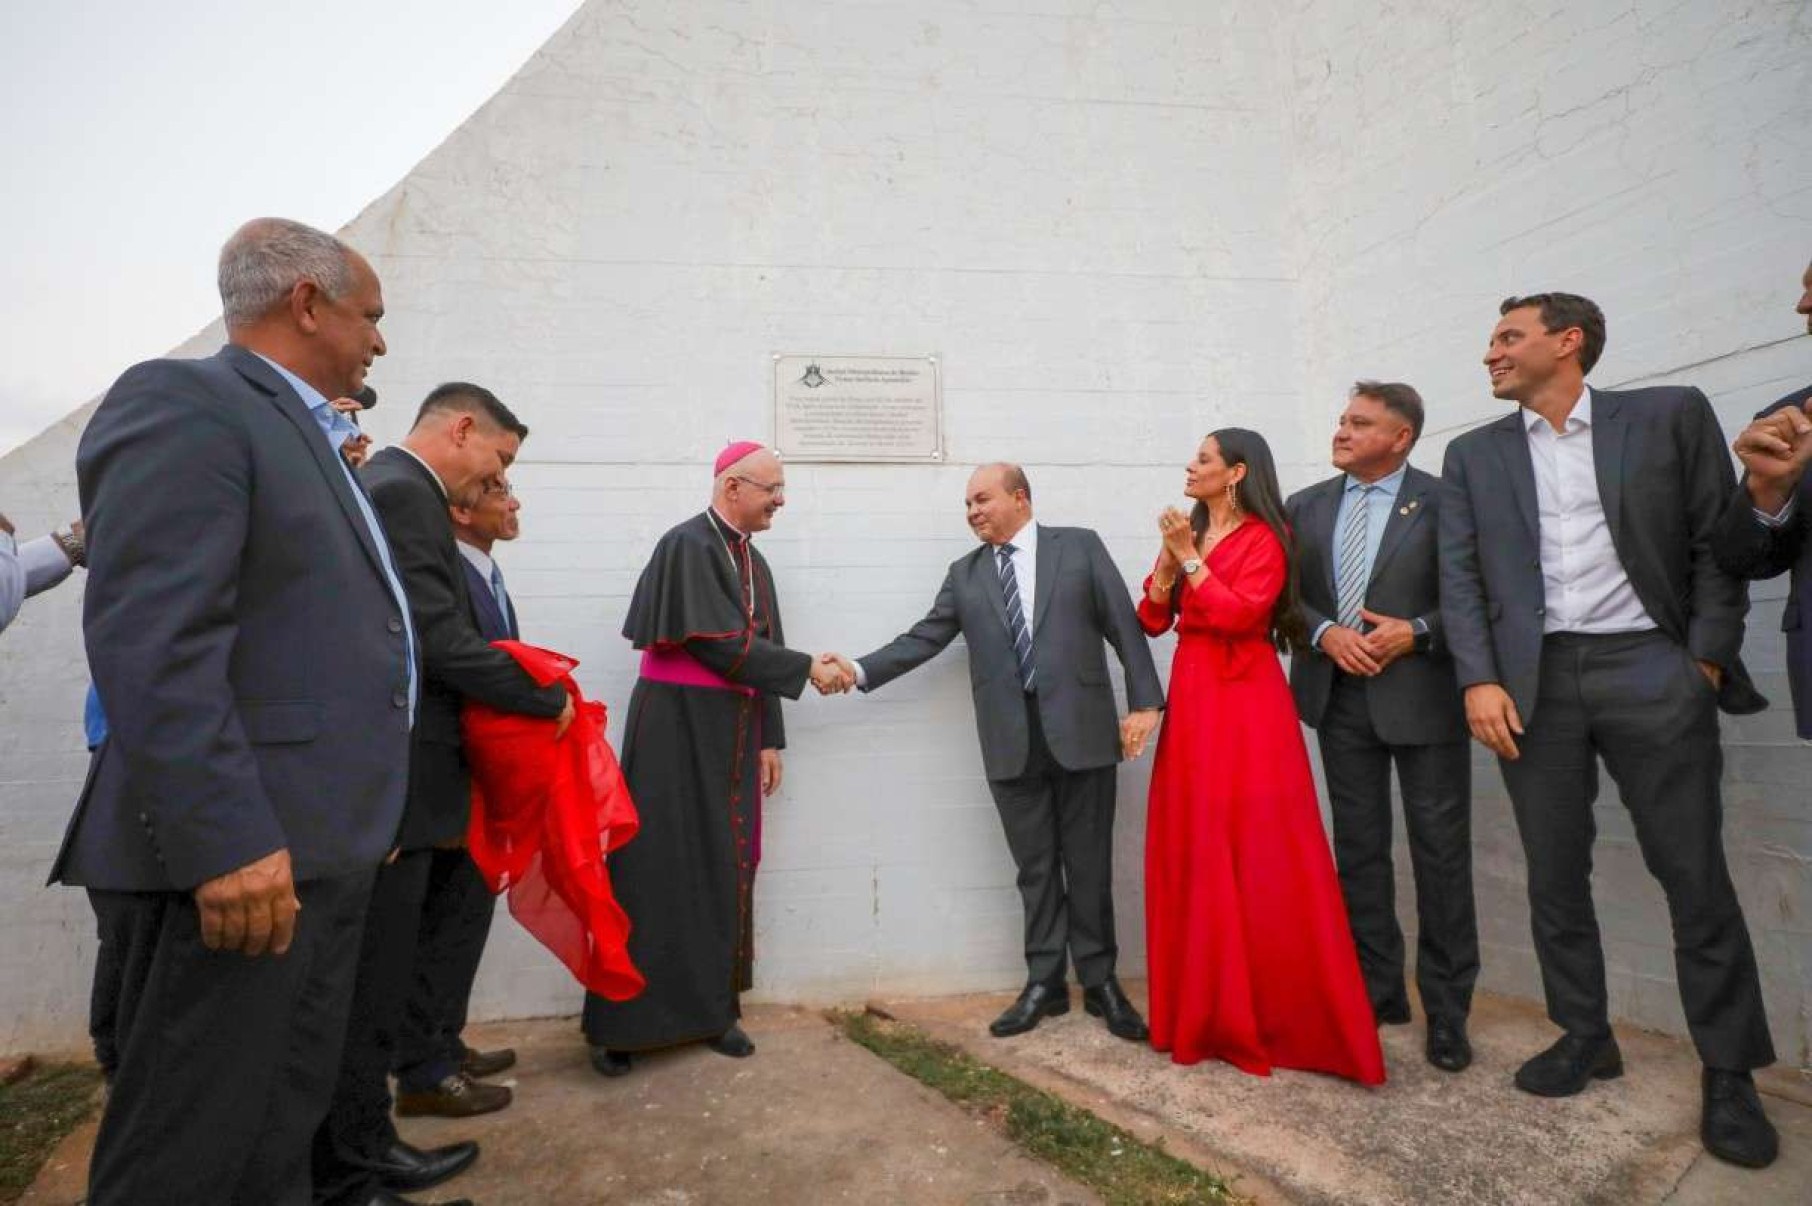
left=581, top=510, right=812, bottom=1050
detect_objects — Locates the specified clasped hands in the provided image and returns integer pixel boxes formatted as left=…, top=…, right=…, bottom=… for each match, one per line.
left=1319, top=608, right=1417, bottom=676
left=810, top=652, right=857, bottom=695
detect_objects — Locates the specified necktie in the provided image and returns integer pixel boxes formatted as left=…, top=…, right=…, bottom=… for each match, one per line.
left=1336, top=484, right=1375, bottom=630
left=997, top=544, right=1036, bottom=693
left=490, top=562, right=517, bottom=640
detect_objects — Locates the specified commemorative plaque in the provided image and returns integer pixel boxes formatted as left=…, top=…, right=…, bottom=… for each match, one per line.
left=772, top=354, right=942, bottom=462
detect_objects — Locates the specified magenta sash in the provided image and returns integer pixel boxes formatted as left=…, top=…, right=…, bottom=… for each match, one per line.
left=639, top=645, right=757, bottom=697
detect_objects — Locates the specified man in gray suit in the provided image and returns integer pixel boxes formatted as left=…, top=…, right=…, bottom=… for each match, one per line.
left=1440, top=293, right=1777, bottom=1169
left=828, top=464, right=1164, bottom=1040
left=57, top=218, right=417, bottom=1204
left=1287, top=381, right=1476, bottom=1073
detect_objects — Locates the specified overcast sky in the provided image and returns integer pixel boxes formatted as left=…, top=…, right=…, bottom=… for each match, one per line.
left=0, top=0, right=584, bottom=455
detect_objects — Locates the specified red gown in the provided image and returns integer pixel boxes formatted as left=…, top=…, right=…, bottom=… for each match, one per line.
left=1139, top=517, right=1385, bottom=1085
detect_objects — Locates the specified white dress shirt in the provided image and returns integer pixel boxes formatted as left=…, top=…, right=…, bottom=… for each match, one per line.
left=456, top=539, right=496, bottom=582
left=1525, top=388, right=1655, bottom=635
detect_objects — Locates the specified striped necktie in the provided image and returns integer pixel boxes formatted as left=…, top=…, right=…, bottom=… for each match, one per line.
left=996, top=543, right=1036, bottom=693
left=1336, top=484, right=1375, bottom=630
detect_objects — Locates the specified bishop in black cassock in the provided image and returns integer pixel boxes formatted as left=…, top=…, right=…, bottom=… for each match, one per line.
left=583, top=442, right=842, bottom=1075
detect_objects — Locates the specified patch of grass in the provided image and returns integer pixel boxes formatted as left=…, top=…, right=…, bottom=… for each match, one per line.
left=832, top=1009, right=1239, bottom=1205
left=0, top=1063, right=102, bottom=1204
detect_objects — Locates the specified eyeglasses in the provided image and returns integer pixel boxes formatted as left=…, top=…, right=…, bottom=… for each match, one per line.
left=732, top=476, right=786, bottom=497
left=481, top=481, right=516, bottom=499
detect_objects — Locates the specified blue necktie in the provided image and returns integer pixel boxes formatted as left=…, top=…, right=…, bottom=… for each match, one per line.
left=489, top=563, right=517, bottom=640
left=997, top=544, right=1036, bottom=693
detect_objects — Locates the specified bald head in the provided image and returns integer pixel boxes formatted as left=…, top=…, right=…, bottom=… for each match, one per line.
left=965, top=462, right=1033, bottom=546
left=713, top=448, right=787, bottom=533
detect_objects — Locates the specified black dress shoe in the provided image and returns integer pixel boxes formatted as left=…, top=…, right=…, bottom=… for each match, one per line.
left=364, top=1138, right=479, bottom=1193
left=706, top=1023, right=756, bottom=1058
left=461, top=1044, right=517, bottom=1078
left=1513, top=1033, right=1622, bottom=1097
left=1083, top=977, right=1149, bottom=1042
left=589, top=1046, right=632, bottom=1077
left=989, top=980, right=1069, bottom=1038
left=1373, top=1000, right=1413, bottom=1026
left=1425, top=1017, right=1472, bottom=1073
left=1702, top=1068, right=1779, bottom=1168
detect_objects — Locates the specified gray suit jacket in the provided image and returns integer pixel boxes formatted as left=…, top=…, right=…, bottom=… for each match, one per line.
left=1286, top=465, right=1466, bottom=745
left=858, top=525, right=1165, bottom=779
left=53, top=346, right=413, bottom=890
left=1439, top=385, right=1759, bottom=725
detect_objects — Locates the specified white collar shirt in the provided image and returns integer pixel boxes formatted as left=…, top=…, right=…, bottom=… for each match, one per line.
left=1523, top=387, right=1654, bottom=634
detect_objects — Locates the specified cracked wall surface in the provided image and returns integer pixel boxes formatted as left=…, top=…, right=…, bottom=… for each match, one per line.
left=1, top=0, right=1808, bottom=1062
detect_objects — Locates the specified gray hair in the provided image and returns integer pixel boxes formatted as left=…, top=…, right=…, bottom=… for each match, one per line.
left=217, top=218, right=354, bottom=327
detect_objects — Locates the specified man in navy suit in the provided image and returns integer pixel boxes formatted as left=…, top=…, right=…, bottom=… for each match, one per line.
left=58, top=218, right=414, bottom=1205
left=389, top=474, right=523, bottom=1112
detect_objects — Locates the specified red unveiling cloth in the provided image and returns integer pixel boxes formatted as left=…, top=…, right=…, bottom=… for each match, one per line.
left=462, top=641, right=645, bottom=1001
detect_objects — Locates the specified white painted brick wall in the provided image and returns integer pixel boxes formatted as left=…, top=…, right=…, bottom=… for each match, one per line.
left=2, top=0, right=1808, bottom=1064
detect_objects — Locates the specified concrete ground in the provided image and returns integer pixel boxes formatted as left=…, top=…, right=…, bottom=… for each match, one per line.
left=24, top=1004, right=1097, bottom=1206
left=883, top=987, right=1812, bottom=1206
left=24, top=990, right=1811, bottom=1205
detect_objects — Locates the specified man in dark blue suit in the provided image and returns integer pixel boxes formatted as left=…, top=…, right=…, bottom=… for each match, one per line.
left=1714, top=258, right=1812, bottom=723
left=390, top=473, right=523, bottom=1112
left=56, top=218, right=414, bottom=1206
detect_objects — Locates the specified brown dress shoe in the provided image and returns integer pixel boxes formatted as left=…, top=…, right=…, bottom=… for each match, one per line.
left=395, top=1072, right=513, bottom=1118
left=461, top=1046, right=517, bottom=1079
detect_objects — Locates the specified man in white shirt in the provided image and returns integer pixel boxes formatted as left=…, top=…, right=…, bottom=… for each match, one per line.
left=0, top=513, right=83, bottom=634
left=1439, top=293, right=1777, bottom=1169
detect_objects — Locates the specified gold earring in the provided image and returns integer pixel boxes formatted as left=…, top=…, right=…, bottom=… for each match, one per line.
left=1225, top=481, right=1241, bottom=515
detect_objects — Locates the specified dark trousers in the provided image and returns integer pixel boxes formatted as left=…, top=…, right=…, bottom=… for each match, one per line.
left=1499, top=631, right=1774, bottom=1070
left=84, top=871, right=374, bottom=1206
left=393, top=846, right=497, bottom=1092
left=311, top=850, right=434, bottom=1205
left=1318, top=673, right=1478, bottom=1023
left=986, top=697, right=1119, bottom=988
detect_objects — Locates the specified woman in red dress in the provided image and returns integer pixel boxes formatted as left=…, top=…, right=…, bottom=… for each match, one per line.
left=1139, top=428, right=1385, bottom=1085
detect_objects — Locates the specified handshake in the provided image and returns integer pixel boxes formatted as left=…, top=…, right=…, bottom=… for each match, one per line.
left=809, top=652, right=858, bottom=696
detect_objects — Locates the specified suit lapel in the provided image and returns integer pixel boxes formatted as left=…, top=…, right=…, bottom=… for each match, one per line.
left=1492, top=412, right=1541, bottom=545
left=1590, top=389, right=1627, bottom=545
left=461, top=557, right=508, bottom=642
left=972, top=543, right=1012, bottom=637
left=1368, top=470, right=1429, bottom=586
left=228, top=349, right=390, bottom=583
left=1031, top=525, right=1060, bottom=636
left=1308, top=479, right=1342, bottom=601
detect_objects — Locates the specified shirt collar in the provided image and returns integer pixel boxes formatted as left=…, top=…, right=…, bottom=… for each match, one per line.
left=456, top=538, right=496, bottom=579
left=1345, top=462, right=1408, bottom=497
left=394, top=444, right=449, bottom=500
left=252, top=353, right=361, bottom=450
left=1523, top=384, right=1593, bottom=434
left=995, top=519, right=1037, bottom=553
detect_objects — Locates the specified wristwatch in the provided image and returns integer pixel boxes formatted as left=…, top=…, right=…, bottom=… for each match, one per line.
left=52, top=527, right=86, bottom=568
left=1181, top=558, right=1203, bottom=577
